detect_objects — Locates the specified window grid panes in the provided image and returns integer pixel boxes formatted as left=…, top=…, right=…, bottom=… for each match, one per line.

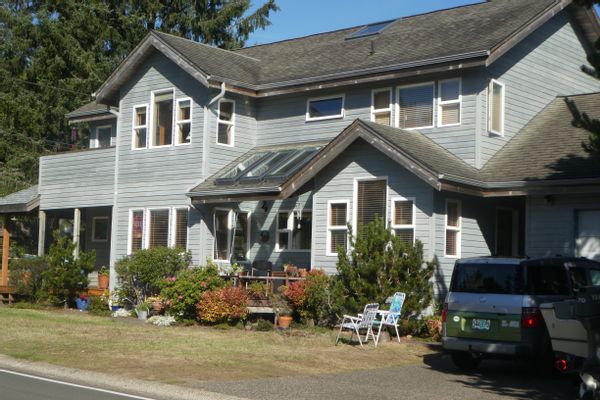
left=438, top=79, right=461, bottom=126
left=398, top=84, right=434, bottom=129
left=392, top=199, right=414, bottom=244
left=148, top=209, right=170, bottom=248
left=133, top=106, right=147, bottom=148
left=328, top=202, right=348, bottom=254
left=372, top=89, right=392, bottom=126
left=217, top=100, right=234, bottom=145
left=277, top=212, right=290, bottom=251
left=153, top=92, right=173, bottom=146
left=176, top=99, right=191, bottom=144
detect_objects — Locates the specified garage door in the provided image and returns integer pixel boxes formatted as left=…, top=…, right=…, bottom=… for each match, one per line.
left=576, top=210, right=600, bottom=261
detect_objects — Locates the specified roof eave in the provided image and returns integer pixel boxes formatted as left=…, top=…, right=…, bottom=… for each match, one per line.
left=0, top=195, right=40, bottom=214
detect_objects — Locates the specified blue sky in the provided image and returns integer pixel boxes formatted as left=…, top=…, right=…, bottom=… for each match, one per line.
left=247, top=0, right=482, bottom=46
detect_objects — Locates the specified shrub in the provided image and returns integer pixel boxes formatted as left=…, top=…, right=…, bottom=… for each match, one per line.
left=247, top=281, right=268, bottom=300
left=42, top=232, right=95, bottom=306
left=88, top=294, right=111, bottom=317
left=303, top=270, right=344, bottom=326
left=336, top=218, right=435, bottom=318
left=256, top=319, right=274, bottom=331
left=9, top=256, right=47, bottom=302
left=115, top=247, right=191, bottom=306
left=159, top=265, right=225, bottom=321
left=284, top=280, right=306, bottom=310
left=196, top=286, right=248, bottom=324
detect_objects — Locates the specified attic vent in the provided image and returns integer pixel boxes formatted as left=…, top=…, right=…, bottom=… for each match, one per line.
left=346, top=19, right=395, bottom=40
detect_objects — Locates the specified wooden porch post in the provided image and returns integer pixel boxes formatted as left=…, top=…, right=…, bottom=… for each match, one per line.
left=2, top=216, right=9, bottom=287
left=38, top=210, right=46, bottom=257
left=73, top=208, right=81, bottom=259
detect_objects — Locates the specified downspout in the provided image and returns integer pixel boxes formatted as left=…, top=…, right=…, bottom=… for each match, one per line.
left=108, top=105, right=120, bottom=292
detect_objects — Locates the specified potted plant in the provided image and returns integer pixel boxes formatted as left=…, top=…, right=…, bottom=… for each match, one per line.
left=247, top=281, right=269, bottom=306
left=147, top=296, right=164, bottom=314
left=135, top=302, right=149, bottom=320
left=109, top=291, right=122, bottom=311
left=76, top=293, right=89, bottom=311
left=98, top=266, right=109, bottom=290
left=271, top=292, right=293, bottom=329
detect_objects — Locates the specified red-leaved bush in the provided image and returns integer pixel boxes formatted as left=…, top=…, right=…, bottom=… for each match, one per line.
left=196, top=286, right=248, bottom=324
left=284, top=280, right=306, bottom=310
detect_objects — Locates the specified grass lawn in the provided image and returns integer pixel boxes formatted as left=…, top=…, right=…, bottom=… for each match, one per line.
left=0, top=307, right=436, bottom=385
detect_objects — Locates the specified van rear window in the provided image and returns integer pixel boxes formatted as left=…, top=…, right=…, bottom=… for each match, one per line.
left=451, top=263, right=522, bottom=294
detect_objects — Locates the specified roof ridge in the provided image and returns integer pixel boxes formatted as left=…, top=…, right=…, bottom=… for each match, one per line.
left=559, top=91, right=600, bottom=98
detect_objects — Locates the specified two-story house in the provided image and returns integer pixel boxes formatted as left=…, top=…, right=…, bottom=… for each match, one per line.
left=1, top=0, right=599, bottom=293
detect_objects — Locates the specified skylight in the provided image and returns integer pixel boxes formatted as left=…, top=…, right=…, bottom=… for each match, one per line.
left=346, top=20, right=395, bottom=40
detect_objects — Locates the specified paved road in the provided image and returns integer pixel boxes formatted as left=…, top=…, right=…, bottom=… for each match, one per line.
left=0, top=369, right=157, bottom=400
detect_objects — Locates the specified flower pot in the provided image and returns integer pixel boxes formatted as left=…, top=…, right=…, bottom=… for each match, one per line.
left=98, top=274, right=109, bottom=290
left=151, top=301, right=164, bottom=314
left=76, top=298, right=89, bottom=311
left=136, top=310, right=148, bottom=320
left=111, top=305, right=122, bottom=312
left=298, top=268, right=307, bottom=278
left=278, top=315, right=293, bottom=329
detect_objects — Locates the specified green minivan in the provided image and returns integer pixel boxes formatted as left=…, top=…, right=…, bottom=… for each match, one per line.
left=442, top=256, right=600, bottom=370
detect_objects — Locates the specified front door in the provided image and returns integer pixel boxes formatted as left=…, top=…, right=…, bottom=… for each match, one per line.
left=496, top=208, right=519, bottom=257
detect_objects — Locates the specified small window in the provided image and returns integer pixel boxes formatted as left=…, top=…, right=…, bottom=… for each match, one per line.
left=445, top=200, right=461, bottom=257
left=277, top=211, right=312, bottom=251
left=371, top=89, right=392, bottom=126
left=277, top=212, right=290, bottom=251
left=306, top=96, right=344, bottom=121
left=173, top=208, right=188, bottom=249
left=92, top=126, right=113, bottom=149
left=397, top=83, right=434, bottom=129
left=233, top=212, right=249, bottom=262
left=214, top=209, right=230, bottom=261
left=148, top=209, right=170, bottom=248
left=488, top=79, right=505, bottom=135
left=130, top=210, right=145, bottom=253
left=328, top=201, right=348, bottom=255
left=176, top=99, right=191, bottom=145
left=391, top=198, right=414, bottom=244
left=153, top=91, right=174, bottom=146
left=92, top=217, right=109, bottom=242
left=217, top=99, right=235, bottom=146
left=356, top=179, right=387, bottom=232
left=133, top=106, right=148, bottom=149
left=438, top=79, right=461, bottom=126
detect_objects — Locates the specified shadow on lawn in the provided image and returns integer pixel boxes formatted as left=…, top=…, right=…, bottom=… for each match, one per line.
left=423, top=353, right=578, bottom=400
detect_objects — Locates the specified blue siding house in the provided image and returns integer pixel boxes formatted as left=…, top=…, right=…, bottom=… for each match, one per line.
left=1, top=0, right=599, bottom=294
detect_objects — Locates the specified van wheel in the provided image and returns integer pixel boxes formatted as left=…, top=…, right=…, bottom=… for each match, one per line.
left=451, top=351, right=481, bottom=371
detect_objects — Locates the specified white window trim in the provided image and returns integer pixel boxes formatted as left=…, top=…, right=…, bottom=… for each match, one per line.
left=352, top=176, right=389, bottom=236
left=91, top=216, right=109, bottom=243
left=370, top=88, right=392, bottom=124
left=275, top=209, right=312, bottom=252
left=327, top=200, right=349, bottom=257
left=127, top=208, right=145, bottom=254
left=437, top=78, right=462, bottom=127
left=390, top=196, right=416, bottom=244
left=213, top=208, right=232, bottom=262
left=145, top=208, right=172, bottom=249
left=132, top=104, right=148, bottom=150
left=488, top=79, right=505, bottom=136
left=232, top=210, right=251, bottom=262
left=91, top=125, right=113, bottom=149
left=444, top=199, right=462, bottom=258
left=216, top=99, right=235, bottom=147
left=149, top=88, right=175, bottom=148
left=306, top=94, right=345, bottom=122
left=175, top=98, right=192, bottom=146
left=395, top=82, right=435, bottom=130
left=171, top=207, right=189, bottom=250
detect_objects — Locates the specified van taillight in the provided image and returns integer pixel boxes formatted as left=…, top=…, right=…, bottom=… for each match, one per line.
left=521, top=307, right=542, bottom=329
left=441, top=303, right=448, bottom=323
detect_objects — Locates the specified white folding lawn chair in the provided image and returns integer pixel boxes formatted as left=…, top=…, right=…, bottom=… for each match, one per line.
left=374, top=292, right=406, bottom=346
left=335, top=303, right=380, bottom=348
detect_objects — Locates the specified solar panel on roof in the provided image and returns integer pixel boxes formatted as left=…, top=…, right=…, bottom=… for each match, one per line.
left=346, top=20, right=395, bottom=40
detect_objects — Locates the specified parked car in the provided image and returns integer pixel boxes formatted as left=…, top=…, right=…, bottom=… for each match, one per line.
left=442, top=256, right=600, bottom=370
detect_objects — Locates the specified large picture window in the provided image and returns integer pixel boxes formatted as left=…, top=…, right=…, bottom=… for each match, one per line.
left=438, top=79, right=461, bottom=126
left=276, top=211, right=312, bottom=251
left=397, top=83, right=434, bottom=129
left=327, top=201, right=348, bottom=256
left=152, top=91, right=173, bottom=147
left=217, top=99, right=235, bottom=146
left=356, top=179, right=387, bottom=232
left=133, top=106, right=148, bottom=149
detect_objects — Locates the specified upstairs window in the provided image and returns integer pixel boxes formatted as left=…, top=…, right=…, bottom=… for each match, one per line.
left=152, top=91, right=173, bottom=147
left=276, top=211, right=312, bottom=251
left=148, top=209, right=170, bottom=248
left=438, top=79, right=461, bottom=126
left=356, top=179, right=387, bottom=232
left=306, top=96, right=344, bottom=121
left=176, top=99, right=192, bottom=145
left=398, top=83, right=434, bottom=129
left=328, top=201, right=348, bottom=255
left=217, top=99, right=235, bottom=146
left=488, top=79, right=505, bottom=135
left=445, top=200, right=461, bottom=257
left=133, top=106, right=148, bottom=149
left=371, top=89, right=392, bottom=126
left=92, top=126, right=114, bottom=149
left=391, top=197, right=415, bottom=244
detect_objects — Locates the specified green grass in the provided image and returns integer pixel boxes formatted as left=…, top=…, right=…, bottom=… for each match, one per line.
left=0, top=307, right=434, bottom=385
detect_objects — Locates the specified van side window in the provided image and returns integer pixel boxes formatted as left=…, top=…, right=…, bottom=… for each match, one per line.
left=526, top=264, right=569, bottom=295
left=570, top=268, right=587, bottom=292
left=590, top=269, right=600, bottom=286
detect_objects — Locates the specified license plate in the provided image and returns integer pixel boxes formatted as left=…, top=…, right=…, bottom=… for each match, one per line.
left=471, top=318, right=491, bottom=331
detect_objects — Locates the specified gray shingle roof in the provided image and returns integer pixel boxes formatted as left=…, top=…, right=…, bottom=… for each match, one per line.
left=481, top=93, right=600, bottom=183
left=0, top=185, right=39, bottom=213
left=65, top=102, right=117, bottom=119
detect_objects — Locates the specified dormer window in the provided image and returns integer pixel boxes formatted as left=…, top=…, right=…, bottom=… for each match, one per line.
left=217, top=99, right=235, bottom=146
left=152, top=91, right=174, bottom=147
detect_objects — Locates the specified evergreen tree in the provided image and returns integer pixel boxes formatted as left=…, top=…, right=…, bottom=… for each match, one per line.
left=0, top=0, right=279, bottom=195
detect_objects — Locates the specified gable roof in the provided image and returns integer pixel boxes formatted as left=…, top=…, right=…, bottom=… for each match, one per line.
left=0, top=186, right=40, bottom=214
left=95, top=0, right=596, bottom=103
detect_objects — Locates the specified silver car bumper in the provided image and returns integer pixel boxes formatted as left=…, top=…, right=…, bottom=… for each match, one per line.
left=443, top=337, right=532, bottom=356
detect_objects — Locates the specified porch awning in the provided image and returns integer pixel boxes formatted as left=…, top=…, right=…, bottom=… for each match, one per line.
left=0, top=185, right=40, bottom=214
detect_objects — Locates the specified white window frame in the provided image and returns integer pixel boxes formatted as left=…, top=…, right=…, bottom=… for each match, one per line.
left=213, top=208, right=232, bottom=262
left=171, top=207, right=189, bottom=250
left=370, top=88, right=392, bottom=125
left=390, top=196, right=416, bottom=244
left=132, top=104, right=148, bottom=150
left=444, top=199, right=462, bottom=258
left=91, top=125, right=113, bottom=149
left=327, top=200, right=349, bottom=257
left=275, top=209, right=312, bottom=252
left=437, top=78, right=462, bottom=127
left=395, top=82, right=435, bottom=130
left=175, top=98, right=192, bottom=146
left=232, top=210, right=251, bottom=262
left=216, top=99, right=235, bottom=147
left=488, top=79, right=505, bottom=136
left=145, top=208, right=172, bottom=249
left=127, top=208, right=145, bottom=254
left=352, top=176, right=389, bottom=235
left=91, top=216, right=109, bottom=243
left=150, top=88, right=175, bottom=148
left=306, top=94, right=345, bottom=122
